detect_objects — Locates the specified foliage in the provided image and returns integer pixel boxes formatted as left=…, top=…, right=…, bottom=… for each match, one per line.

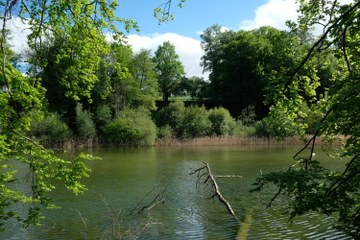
left=153, top=101, right=185, bottom=138
left=200, top=25, right=331, bottom=117
left=157, top=125, right=174, bottom=139
left=130, top=49, right=159, bottom=110
left=175, top=76, right=207, bottom=99
left=238, top=105, right=257, bottom=126
left=154, top=0, right=186, bottom=23
left=0, top=0, right=131, bottom=230
left=182, top=105, right=211, bottom=138
left=0, top=57, right=95, bottom=230
left=251, top=1, right=360, bottom=237
left=75, top=103, right=96, bottom=141
left=233, top=122, right=256, bottom=137
left=208, top=107, right=236, bottom=136
left=97, top=43, right=135, bottom=115
left=154, top=41, right=185, bottom=103
left=30, top=112, right=71, bottom=146
left=94, top=104, right=112, bottom=135
left=255, top=103, right=304, bottom=138
left=105, top=108, right=157, bottom=146
left=154, top=102, right=238, bottom=139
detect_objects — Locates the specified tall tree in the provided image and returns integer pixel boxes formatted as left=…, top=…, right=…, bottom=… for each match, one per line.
left=252, top=1, right=360, bottom=237
left=154, top=41, right=185, bottom=103
left=131, top=49, right=159, bottom=110
left=0, top=0, right=134, bottom=231
left=201, top=25, right=335, bottom=118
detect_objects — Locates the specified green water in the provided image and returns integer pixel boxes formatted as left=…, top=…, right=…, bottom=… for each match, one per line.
left=2, top=146, right=352, bottom=239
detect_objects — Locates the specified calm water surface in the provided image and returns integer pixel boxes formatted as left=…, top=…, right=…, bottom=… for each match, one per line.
left=2, top=146, right=353, bottom=239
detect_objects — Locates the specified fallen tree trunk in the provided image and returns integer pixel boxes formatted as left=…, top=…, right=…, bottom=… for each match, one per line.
left=189, top=162, right=238, bottom=221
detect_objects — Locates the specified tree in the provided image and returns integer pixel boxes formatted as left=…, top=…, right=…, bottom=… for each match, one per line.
left=201, top=25, right=320, bottom=118
left=130, top=49, right=159, bottom=110
left=251, top=1, right=360, bottom=237
left=154, top=41, right=185, bottom=103
left=175, top=76, right=207, bottom=99
left=0, top=0, right=133, bottom=231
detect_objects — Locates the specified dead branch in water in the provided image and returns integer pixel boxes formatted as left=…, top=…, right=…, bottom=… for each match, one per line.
left=189, top=162, right=239, bottom=221
left=130, top=185, right=168, bottom=215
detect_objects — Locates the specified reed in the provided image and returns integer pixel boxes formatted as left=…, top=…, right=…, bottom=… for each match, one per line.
left=157, top=136, right=298, bottom=147
left=155, top=135, right=344, bottom=147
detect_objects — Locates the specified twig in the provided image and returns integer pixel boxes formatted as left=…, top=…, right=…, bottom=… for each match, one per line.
left=131, top=185, right=168, bottom=215
left=266, top=187, right=283, bottom=209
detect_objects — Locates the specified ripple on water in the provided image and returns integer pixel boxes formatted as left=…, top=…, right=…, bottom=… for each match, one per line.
left=246, top=209, right=352, bottom=240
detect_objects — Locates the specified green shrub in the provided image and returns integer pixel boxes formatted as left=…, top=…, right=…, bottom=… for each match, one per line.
left=208, top=107, right=236, bottom=136
left=233, top=121, right=256, bottom=137
left=157, top=125, right=174, bottom=139
left=255, top=115, right=299, bottom=138
left=238, top=105, right=257, bottom=126
left=94, top=104, right=112, bottom=134
left=105, top=108, right=157, bottom=146
left=31, top=112, right=71, bottom=146
left=153, top=101, right=185, bottom=138
left=182, top=105, right=211, bottom=138
left=75, top=103, right=96, bottom=140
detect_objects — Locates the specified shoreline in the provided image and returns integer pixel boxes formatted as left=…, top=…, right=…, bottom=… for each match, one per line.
left=57, top=135, right=346, bottom=149
left=155, top=136, right=306, bottom=147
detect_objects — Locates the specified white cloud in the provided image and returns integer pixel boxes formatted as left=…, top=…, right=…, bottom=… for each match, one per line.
left=240, top=0, right=354, bottom=34
left=5, top=17, right=31, bottom=54
left=240, top=0, right=299, bottom=30
left=127, top=33, right=205, bottom=78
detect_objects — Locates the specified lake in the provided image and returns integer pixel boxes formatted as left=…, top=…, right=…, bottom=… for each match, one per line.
left=2, top=146, right=353, bottom=239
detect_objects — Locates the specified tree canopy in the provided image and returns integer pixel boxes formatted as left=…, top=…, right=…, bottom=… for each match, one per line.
left=154, top=41, right=185, bottom=104
left=251, top=0, right=360, bottom=237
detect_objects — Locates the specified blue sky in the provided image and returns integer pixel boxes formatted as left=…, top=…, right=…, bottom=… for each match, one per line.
left=118, top=0, right=268, bottom=39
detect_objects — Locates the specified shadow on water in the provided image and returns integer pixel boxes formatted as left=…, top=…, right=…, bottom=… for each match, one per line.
left=0, top=146, right=354, bottom=239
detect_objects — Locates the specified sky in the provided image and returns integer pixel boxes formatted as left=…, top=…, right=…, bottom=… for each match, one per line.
left=122, top=0, right=300, bottom=77
left=7, top=0, right=302, bottom=78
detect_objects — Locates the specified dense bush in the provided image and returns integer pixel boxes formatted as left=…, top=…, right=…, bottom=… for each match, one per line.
left=75, top=103, right=97, bottom=140
left=105, top=108, right=157, bottom=146
left=154, top=103, right=244, bottom=139
left=157, top=125, right=174, bottom=139
left=153, top=101, right=185, bottom=137
left=208, top=107, right=236, bottom=136
left=31, top=112, right=71, bottom=146
left=238, top=105, right=257, bottom=126
left=233, top=121, right=256, bottom=137
left=255, top=114, right=299, bottom=138
left=94, top=104, right=112, bottom=135
left=182, top=106, right=211, bottom=138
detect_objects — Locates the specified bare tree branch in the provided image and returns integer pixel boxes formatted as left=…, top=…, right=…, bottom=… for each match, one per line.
left=189, top=162, right=238, bottom=221
left=130, top=185, right=168, bottom=215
